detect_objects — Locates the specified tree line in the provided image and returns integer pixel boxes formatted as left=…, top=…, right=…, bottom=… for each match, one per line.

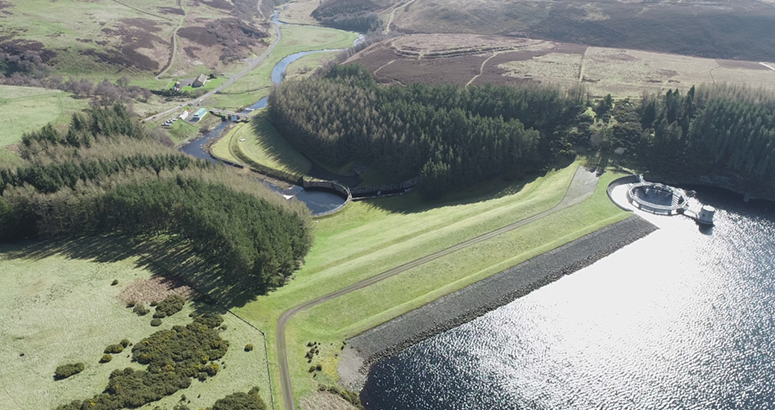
left=268, top=64, right=584, bottom=196
left=270, top=64, right=775, bottom=198
left=593, top=85, right=775, bottom=197
left=1, top=105, right=313, bottom=291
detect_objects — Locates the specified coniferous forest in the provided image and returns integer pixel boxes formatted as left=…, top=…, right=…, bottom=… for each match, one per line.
left=269, top=65, right=585, bottom=197
left=269, top=65, right=775, bottom=198
left=0, top=105, right=313, bottom=291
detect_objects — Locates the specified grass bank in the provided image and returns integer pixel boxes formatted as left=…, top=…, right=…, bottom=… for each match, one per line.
left=211, top=25, right=357, bottom=110
left=211, top=111, right=312, bottom=174
left=233, top=162, right=631, bottom=407
left=0, top=238, right=271, bottom=410
left=283, top=171, right=628, bottom=402
left=0, top=85, right=88, bottom=166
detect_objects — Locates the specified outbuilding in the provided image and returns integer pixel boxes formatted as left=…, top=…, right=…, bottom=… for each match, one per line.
left=192, top=108, right=208, bottom=121
left=193, top=74, right=208, bottom=88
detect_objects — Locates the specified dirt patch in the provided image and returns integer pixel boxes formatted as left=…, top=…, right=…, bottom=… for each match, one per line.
left=716, top=59, right=770, bottom=71
left=117, top=276, right=194, bottom=305
left=184, top=46, right=201, bottom=58
left=299, top=392, right=359, bottom=410
left=76, top=38, right=93, bottom=43
left=0, top=1, right=12, bottom=10
left=158, top=6, right=186, bottom=15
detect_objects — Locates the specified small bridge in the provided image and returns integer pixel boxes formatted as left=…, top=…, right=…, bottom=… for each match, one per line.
left=210, top=109, right=252, bottom=122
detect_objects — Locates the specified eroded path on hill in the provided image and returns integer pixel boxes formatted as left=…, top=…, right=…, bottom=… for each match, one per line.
left=276, top=166, right=600, bottom=410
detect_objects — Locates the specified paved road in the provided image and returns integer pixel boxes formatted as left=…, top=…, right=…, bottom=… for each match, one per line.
left=276, top=166, right=600, bottom=410
left=142, top=23, right=282, bottom=123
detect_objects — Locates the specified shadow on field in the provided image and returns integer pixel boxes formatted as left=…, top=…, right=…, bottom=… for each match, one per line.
left=0, top=235, right=261, bottom=311
left=365, top=156, right=577, bottom=215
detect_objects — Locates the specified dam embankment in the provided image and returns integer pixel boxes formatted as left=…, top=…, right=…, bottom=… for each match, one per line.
left=338, top=215, right=657, bottom=390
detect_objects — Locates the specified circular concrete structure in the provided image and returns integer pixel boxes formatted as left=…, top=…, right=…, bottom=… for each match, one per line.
left=627, top=182, right=688, bottom=215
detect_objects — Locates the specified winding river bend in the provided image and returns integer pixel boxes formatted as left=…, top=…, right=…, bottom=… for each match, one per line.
left=362, top=189, right=775, bottom=409
left=179, top=17, right=360, bottom=215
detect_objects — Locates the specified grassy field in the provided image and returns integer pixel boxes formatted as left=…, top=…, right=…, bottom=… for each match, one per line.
left=212, top=111, right=312, bottom=174
left=279, top=0, right=322, bottom=25
left=0, top=85, right=88, bottom=166
left=283, top=51, right=340, bottom=81
left=0, top=238, right=272, bottom=410
left=232, top=162, right=629, bottom=406
left=212, top=25, right=357, bottom=110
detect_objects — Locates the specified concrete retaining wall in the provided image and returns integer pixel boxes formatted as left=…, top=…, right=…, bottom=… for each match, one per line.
left=302, top=179, right=353, bottom=217
left=606, top=174, right=640, bottom=211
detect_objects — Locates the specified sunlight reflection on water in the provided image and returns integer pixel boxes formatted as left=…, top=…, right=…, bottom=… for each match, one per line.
left=362, top=189, right=775, bottom=409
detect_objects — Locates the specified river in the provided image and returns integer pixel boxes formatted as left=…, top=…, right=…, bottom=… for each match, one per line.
left=361, top=188, right=775, bottom=409
left=178, top=13, right=362, bottom=215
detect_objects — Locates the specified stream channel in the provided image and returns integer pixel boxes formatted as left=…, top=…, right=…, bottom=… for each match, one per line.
left=179, top=12, right=363, bottom=215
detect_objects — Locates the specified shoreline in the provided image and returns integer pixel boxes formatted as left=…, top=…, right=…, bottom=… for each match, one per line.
left=338, top=215, right=657, bottom=391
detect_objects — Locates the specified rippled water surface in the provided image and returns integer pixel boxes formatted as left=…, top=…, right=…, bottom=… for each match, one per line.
left=362, top=190, right=775, bottom=409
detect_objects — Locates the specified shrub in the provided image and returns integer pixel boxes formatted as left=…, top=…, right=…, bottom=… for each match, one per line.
left=126, top=301, right=136, bottom=308
left=54, top=363, right=84, bottom=380
left=308, top=366, right=316, bottom=373
left=100, top=354, right=113, bottom=363
left=104, top=344, right=124, bottom=354
left=244, top=344, right=254, bottom=352
left=54, top=315, right=230, bottom=410
left=133, top=303, right=150, bottom=316
left=210, top=387, right=267, bottom=410
left=151, top=318, right=162, bottom=327
left=153, top=295, right=185, bottom=318
left=111, top=279, right=119, bottom=286
left=120, top=338, right=130, bottom=348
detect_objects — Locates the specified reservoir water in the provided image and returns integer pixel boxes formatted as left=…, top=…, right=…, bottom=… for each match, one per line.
left=361, top=189, right=775, bottom=409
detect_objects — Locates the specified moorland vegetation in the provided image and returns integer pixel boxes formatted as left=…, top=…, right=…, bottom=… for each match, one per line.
left=0, top=104, right=313, bottom=291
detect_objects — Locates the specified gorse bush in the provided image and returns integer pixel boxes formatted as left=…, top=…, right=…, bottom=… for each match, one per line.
left=104, top=344, right=123, bottom=354
left=54, top=315, right=228, bottom=410
left=153, top=295, right=185, bottom=319
left=54, top=363, right=85, bottom=380
left=133, top=303, right=150, bottom=316
left=209, top=387, right=266, bottom=410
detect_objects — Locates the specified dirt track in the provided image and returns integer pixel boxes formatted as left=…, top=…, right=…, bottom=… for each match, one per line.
left=142, top=22, right=282, bottom=123
left=276, top=166, right=601, bottom=410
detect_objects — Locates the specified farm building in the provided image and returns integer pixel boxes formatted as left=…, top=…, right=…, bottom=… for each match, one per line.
left=179, top=110, right=191, bottom=120
left=193, top=74, right=208, bottom=87
left=192, top=108, right=208, bottom=121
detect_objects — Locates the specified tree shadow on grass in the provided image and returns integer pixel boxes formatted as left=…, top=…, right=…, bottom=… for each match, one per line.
left=364, top=158, right=579, bottom=215
left=252, top=114, right=363, bottom=188
left=0, top=234, right=263, bottom=312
